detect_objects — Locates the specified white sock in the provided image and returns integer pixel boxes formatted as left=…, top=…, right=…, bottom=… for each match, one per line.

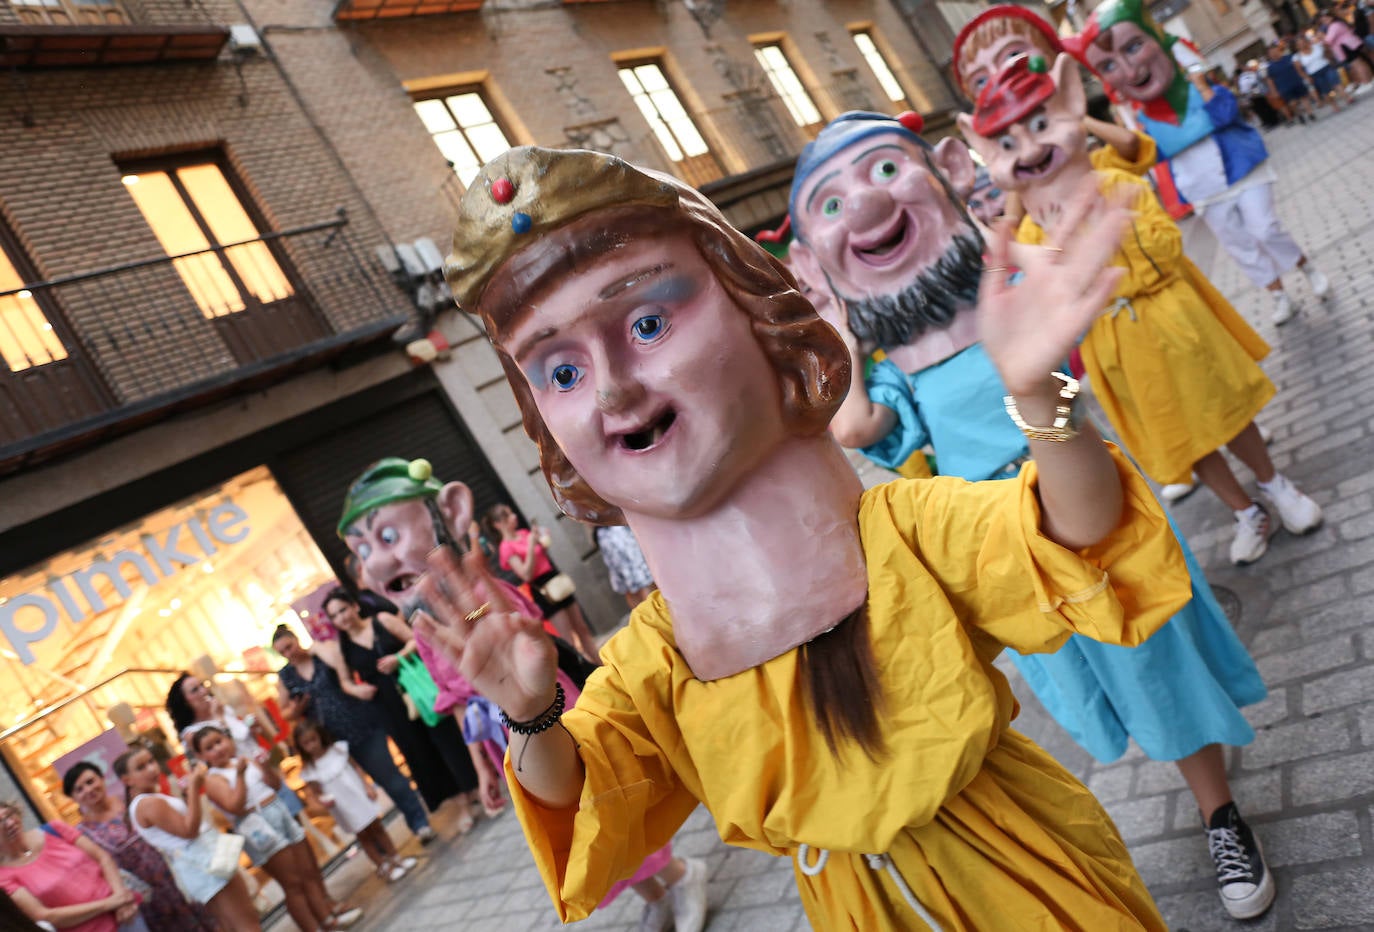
left=1235, top=501, right=1264, bottom=521
left=1256, top=473, right=1284, bottom=493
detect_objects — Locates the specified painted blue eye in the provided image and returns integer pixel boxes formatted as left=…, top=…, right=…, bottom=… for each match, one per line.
left=822, top=196, right=842, bottom=217
left=989, top=187, right=1002, bottom=198
left=379, top=526, right=398, bottom=545
left=356, top=543, right=372, bottom=560
left=632, top=315, right=667, bottom=342
left=551, top=364, right=582, bottom=391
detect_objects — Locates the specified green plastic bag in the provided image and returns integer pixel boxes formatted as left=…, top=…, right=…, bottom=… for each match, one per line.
left=396, top=654, right=444, bottom=727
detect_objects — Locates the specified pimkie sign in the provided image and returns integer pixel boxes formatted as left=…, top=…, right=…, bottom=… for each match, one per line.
left=0, top=501, right=251, bottom=664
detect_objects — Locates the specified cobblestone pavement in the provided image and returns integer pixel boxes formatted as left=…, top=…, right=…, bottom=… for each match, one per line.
left=346, top=105, right=1374, bottom=932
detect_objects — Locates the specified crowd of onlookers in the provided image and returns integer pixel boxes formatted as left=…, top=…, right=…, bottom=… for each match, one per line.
left=0, top=505, right=658, bottom=932
left=1231, top=3, right=1374, bottom=127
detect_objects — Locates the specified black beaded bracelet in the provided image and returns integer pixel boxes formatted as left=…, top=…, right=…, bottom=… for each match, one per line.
left=500, top=683, right=566, bottom=736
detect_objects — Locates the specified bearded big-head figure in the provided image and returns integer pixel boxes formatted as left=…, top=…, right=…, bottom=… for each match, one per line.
left=787, top=112, right=985, bottom=360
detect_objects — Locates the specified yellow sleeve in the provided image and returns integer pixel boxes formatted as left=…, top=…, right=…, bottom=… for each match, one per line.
left=506, top=624, right=700, bottom=922
left=867, top=445, right=1190, bottom=654
left=1091, top=131, right=1158, bottom=175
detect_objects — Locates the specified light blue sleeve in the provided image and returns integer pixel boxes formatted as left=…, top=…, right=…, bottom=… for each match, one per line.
left=858, top=358, right=929, bottom=470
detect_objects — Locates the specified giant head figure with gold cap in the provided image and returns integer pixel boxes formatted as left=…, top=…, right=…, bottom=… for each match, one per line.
left=441, top=147, right=866, bottom=679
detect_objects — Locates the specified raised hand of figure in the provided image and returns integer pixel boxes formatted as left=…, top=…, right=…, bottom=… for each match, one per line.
left=411, top=545, right=558, bottom=723
left=977, top=175, right=1128, bottom=396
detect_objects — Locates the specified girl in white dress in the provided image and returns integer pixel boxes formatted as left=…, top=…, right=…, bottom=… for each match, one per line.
left=294, top=721, right=415, bottom=883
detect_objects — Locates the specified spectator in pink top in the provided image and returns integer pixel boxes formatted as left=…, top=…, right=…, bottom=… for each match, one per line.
left=1320, top=11, right=1373, bottom=83
left=0, top=802, right=140, bottom=932
left=482, top=504, right=599, bottom=660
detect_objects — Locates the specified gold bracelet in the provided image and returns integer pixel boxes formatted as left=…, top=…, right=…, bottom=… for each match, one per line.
left=1004, top=372, right=1081, bottom=442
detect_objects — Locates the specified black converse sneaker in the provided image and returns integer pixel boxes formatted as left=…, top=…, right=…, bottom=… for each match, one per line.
left=1205, top=802, right=1275, bottom=919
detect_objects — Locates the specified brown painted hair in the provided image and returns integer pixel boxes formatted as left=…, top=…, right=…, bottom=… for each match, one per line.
left=476, top=199, right=884, bottom=757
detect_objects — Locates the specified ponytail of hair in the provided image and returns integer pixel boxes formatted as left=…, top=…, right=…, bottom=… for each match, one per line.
left=797, top=606, right=886, bottom=760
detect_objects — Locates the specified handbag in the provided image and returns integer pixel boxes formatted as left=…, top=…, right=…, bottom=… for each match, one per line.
left=395, top=654, right=444, bottom=727
left=538, top=572, right=576, bottom=604
left=234, top=809, right=280, bottom=855
left=201, top=830, right=246, bottom=879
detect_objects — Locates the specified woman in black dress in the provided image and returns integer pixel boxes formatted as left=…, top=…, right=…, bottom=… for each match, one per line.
left=322, top=589, right=485, bottom=832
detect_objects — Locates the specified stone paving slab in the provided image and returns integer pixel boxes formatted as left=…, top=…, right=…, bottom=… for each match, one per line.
left=347, top=103, right=1374, bottom=932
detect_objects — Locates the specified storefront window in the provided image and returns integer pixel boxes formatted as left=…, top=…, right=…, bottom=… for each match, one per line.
left=0, top=465, right=335, bottom=816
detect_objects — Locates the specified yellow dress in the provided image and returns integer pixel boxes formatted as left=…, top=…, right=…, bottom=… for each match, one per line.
left=1016, top=169, right=1274, bottom=485
left=507, top=449, right=1191, bottom=930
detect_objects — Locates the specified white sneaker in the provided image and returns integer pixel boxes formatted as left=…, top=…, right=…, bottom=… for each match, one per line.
left=398, top=856, right=418, bottom=871
left=667, top=857, right=708, bottom=932
left=636, top=896, right=672, bottom=932
left=1304, top=265, right=1331, bottom=300
left=1160, top=481, right=1198, bottom=504
left=1259, top=473, right=1323, bottom=534
left=1230, top=503, right=1274, bottom=565
left=1272, top=291, right=1296, bottom=325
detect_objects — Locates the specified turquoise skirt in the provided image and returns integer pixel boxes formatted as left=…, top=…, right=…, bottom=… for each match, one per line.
left=1010, top=507, right=1266, bottom=763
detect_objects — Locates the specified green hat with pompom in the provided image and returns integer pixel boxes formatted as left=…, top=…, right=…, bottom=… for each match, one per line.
left=337, top=457, right=442, bottom=537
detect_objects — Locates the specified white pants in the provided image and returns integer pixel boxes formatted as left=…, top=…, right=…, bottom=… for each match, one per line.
left=1199, top=181, right=1305, bottom=288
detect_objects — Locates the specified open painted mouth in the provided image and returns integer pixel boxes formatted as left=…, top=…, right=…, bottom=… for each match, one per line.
left=852, top=214, right=911, bottom=268
left=1014, top=147, right=1065, bottom=182
left=1129, top=70, right=1154, bottom=89
left=619, top=408, right=677, bottom=452
left=386, top=572, right=420, bottom=596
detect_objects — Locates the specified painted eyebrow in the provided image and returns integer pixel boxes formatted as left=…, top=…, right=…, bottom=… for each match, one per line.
left=804, top=169, right=841, bottom=213
left=850, top=143, right=906, bottom=164
left=510, top=264, right=674, bottom=363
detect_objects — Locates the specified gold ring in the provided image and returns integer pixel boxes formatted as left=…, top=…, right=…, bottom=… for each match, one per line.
left=984, top=265, right=1008, bottom=273
left=464, top=602, right=492, bottom=623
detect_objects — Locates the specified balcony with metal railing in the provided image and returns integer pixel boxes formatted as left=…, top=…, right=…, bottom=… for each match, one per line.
left=0, top=210, right=409, bottom=473
left=0, top=0, right=229, bottom=68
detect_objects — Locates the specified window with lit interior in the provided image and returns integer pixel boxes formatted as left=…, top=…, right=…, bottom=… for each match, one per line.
left=616, top=61, right=722, bottom=186
left=753, top=43, right=823, bottom=133
left=0, top=240, right=67, bottom=372
left=121, top=161, right=293, bottom=320
left=852, top=30, right=912, bottom=110
left=413, top=90, right=514, bottom=187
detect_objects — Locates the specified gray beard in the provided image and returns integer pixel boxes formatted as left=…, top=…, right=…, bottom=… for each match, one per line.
left=843, top=229, right=985, bottom=350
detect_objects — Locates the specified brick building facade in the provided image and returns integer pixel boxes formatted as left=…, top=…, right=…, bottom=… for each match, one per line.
left=0, top=0, right=948, bottom=823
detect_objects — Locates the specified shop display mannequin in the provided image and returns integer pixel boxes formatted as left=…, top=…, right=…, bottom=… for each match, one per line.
left=401, top=144, right=1197, bottom=928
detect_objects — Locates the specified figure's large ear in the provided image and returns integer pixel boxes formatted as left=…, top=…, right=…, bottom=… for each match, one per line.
left=956, top=111, right=998, bottom=165
left=436, top=482, right=475, bottom=542
left=1049, top=52, right=1088, bottom=121
left=933, top=137, right=978, bottom=199
left=787, top=238, right=824, bottom=296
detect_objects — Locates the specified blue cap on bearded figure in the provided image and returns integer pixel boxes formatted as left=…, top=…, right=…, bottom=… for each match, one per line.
left=788, top=111, right=928, bottom=238
left=972, top=166, right=994, bottom=194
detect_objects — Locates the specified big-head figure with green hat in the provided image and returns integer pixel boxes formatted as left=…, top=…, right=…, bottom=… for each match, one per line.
left=1064, top=0, right=1328, bottom=319
left=338, top=456, right=480, bottom=608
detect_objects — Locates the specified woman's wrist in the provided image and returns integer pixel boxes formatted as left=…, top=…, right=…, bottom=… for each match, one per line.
left=503, top=683, right=561, bottom=726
